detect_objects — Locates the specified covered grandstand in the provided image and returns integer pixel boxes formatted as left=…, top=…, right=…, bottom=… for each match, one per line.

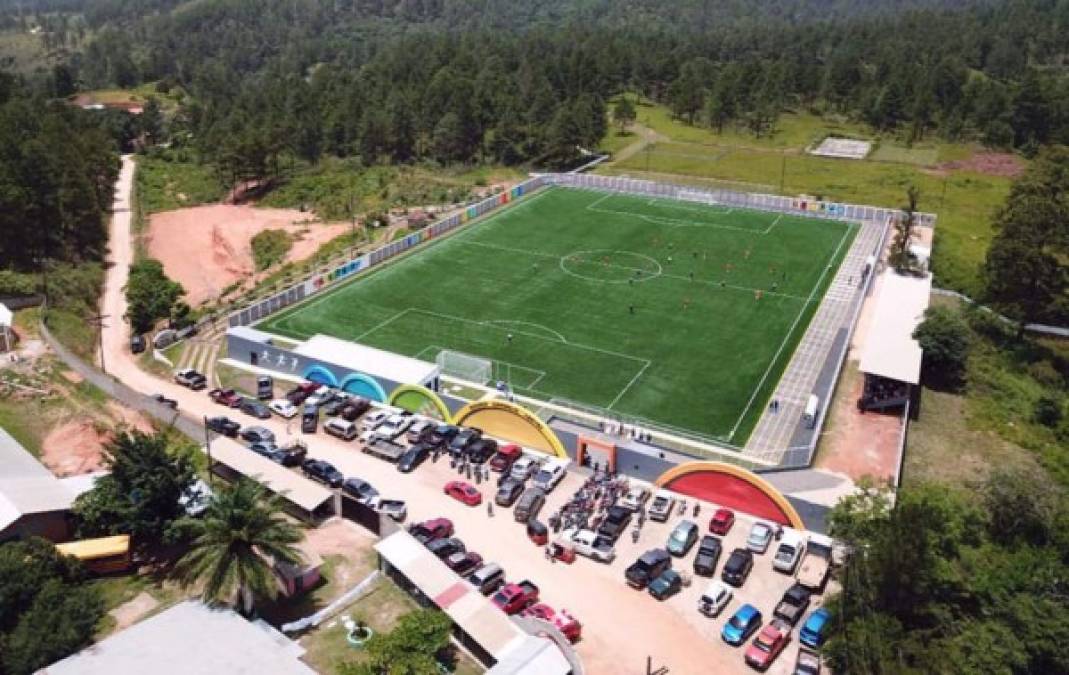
left=857, top=270, right=932, bottom=410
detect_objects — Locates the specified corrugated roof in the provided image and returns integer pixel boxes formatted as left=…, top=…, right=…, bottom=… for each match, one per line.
left=0, top=427, right=76, bottom=531
left=294, top=334, right=439, bottom=385
left=859, top=271, right=932, bottom=385
left=41, top=601, right=315, bottom=675
left=204, top=440, right=333, bottom=513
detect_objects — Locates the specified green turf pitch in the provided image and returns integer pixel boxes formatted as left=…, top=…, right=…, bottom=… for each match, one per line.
left=260, top=187, right=856, bottom=444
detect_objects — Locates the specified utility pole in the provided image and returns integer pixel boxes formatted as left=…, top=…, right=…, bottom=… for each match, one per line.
left=88, top=314, right=110, bottom=374
left=203, top=416, right=215, bottom=487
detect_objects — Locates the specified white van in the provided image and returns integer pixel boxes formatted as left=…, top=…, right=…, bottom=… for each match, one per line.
left=532, top=459, right=568, bottom=492
left=324, top=418, right=358, bottom=441
left=773, top=530, right=807, bottom=574
left=803, top=394, right=820, bottom=428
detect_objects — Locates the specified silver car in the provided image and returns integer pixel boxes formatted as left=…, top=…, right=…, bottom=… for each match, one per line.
left=746, top=522, right=774, bottom=554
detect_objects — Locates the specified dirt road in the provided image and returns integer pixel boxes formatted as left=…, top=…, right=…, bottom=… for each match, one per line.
left=98, top=156, right=806, bottom=675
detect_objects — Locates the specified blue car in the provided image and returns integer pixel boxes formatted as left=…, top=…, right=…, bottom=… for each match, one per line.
left=721, top=603, right=762, bottom=646
left=799, top=607, right=832, bottom=648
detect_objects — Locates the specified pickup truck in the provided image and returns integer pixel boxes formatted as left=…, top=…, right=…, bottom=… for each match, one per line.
left=796, top=534, right=833, bottom=591
left=773, top=583, right=812, bottom=626
left=625, top=549, right=671, bottom=589
left=648, top=490, right=675, bottom=522
left=563, top=528, right=616, bottom=563
left=773, top=530, right=807, bottom=574
left=363, top=437, right=407, bottom=463
left=491, top=580, right=539, bottom=615
left=208, top=388, right=243, bottom=407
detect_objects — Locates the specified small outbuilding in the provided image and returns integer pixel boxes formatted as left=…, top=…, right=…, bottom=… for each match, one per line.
left=0, top=302, right=14, bottom=352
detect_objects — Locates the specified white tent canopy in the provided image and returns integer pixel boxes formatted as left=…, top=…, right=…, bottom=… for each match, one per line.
left=859, top=271, right=932, bottom=385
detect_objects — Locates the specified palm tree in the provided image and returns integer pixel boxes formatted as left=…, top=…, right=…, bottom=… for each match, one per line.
left=174, top=479, right=304, bottom=615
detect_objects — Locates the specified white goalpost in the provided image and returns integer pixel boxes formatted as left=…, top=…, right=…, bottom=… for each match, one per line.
left=435, top=349, right=493, bottom=385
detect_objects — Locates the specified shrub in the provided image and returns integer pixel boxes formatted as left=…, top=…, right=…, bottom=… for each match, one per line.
left=913, top=306, right=972, bottom=389
left=1034, top=395, right=1064, bottom=428
left=250, top=229, right=293, bottom=271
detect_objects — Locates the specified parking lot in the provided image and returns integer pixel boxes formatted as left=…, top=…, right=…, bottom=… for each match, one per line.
left=194, top=382, right=830, bottom=675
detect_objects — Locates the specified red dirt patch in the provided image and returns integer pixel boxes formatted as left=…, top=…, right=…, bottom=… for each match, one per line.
left=41, top=420, right=110, bottom=477
left=934, top=152, right=1026, bottom=178
left=146, top=205, right=350, bottom=306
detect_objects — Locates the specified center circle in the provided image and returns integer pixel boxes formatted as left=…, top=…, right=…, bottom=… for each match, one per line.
left=559, top=250, right=663, bottom=284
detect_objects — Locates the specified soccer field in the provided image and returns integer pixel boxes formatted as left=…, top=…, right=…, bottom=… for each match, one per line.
left=260, top=187, right=857, bottom=444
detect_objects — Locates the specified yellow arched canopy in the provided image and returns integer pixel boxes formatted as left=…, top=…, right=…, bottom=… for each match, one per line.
left=387, top=384, right=453, bottom=422
left=453, top=399, right=568, bottom=459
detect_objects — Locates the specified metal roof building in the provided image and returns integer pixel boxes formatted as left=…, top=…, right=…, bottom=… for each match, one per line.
left=0, top=426, right=76, bottom=542
left=859, top=270, right=932, bottom=385
left=41, top=601, right=316, bottom=675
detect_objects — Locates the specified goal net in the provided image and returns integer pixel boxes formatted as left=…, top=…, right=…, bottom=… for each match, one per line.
left=436, top=349, right=493, bottom=385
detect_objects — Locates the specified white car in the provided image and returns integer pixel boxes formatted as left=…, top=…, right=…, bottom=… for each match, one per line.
left=509, top=456, right=539, bottom=481
left=773, top=530, right=806, bottom=574
left=361, top=409, right=389, bottom=431
left=619, top=485, right=651, bottom=512
left=376, top=414, right=413, bottom=440
left=698, top=580, right=733, bottom=617
left=747, top=522, right=774, bottom=554
left=268, top=399, right=299, bottom=419
left=532, top=460, right=568, bottom=492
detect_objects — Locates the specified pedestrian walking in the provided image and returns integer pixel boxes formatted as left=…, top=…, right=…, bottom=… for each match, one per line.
left=693, top=502, right=700, bottom=517
left=487, top=501, right=494, bottom=517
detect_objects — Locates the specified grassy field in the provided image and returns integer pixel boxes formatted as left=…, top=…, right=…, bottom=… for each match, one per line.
left=260, top=187, right=854, bottom=443
left=135, top=151, right=226, bottom=214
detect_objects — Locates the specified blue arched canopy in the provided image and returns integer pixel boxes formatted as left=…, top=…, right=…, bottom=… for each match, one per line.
left=339, top=373, right=387, bottom=402
left=302, top=365, right=339, bottom=387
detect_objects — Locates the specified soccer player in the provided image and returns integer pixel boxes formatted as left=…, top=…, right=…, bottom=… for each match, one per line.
left=507, top=333, right=513, bottom=345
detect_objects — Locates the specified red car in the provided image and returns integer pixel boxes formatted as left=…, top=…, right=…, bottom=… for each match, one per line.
left=709, top=508, right=736, bottom=535
left=445, top=481, right=482, bottom=506
left=491, top=580, right=539, bottom=615
left=522, top=603, right=582, bottom=643
left=445, top=551, right=484, bottom=576
left=744, top=619, right=791, bottom=671
left=408, top=517, right=454, bottom=545
left=489, top=444, right=523, bottom=472
left=209, top=388, right=243, bottom=408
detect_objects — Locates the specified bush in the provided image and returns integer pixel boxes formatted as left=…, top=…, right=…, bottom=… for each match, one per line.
left=0, top=270, right=38, bottom=297
left=250, top=229, right=293, bottom=271
left=125, top=259, right=184, bottom=334
left=1034, top=395, right=1064, bottom=428
left=913, top=306, right=972, bottom=390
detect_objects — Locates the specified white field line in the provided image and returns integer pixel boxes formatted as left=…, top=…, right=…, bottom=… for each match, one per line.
left=607, top=359, right=653, bottom=410
left=587, top=203, right=775, bottom=234
left=482, top=319, right=567, bottom=343
left=725, top=222, right=855, bottom=441
left=459, top=239, right=808, bottom=301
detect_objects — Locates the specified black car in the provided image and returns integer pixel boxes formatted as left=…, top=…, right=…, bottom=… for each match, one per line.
left=625, top=549, right=672, bottom=589
left=301, top=459, right=344, bottom=488
left=427, top=537, right=466, bottom=560
left=205, top=416, right=240, bottom=437
left=721, top=548, right=755, bottom=587
left=322, top=398, right=347, bottom=417
left=152, top=394, right=178, bottom=409
left=428, top=424, right=459, bottom=447
left=495, top=478, right=525, bottom=507
left=273, top=444, right=308, bottom=467
left=597, top=505, right=633, bottom=543
left=240, top=426, right=275, bottom=444
left=240, top=399, right=271, bottom=419
left=188, top=374, right=208, bottom=391
left=256, top=375, right=274, bottom=400
left=648, top=569, right=683, bottom=601
left=130, top=334, right=147, bottom=354
left=448, top=427, right=482, bottom=455
left=342, top=478, right=379, bottom=504
left=339, top=397, right=371, bottom=421
left=693, top=535, right=723, bottom=577
left=301, top=407, right=319, bottom=434
left=397, top=443, right=432, bottom=473
left=467, top=438, right=498, bottom=464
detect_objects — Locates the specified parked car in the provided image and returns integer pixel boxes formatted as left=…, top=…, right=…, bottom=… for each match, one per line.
left=301, top=407, right=319, bottom=433
left=445, top=551, right=484, bottom=576
left=562, top=528, right=616, bottom=563
left=449, top=427, right=482, bottom=455
left=409, top=518, right=453, bottom=545
left=342, top=478, right=379, bottom=504
left=361, top=409, right=390, bottom=431
left=693, top=535, right=723, bottom=576
left=745, top=618, right=792, bottom=671
left=722, top=548, right=755, bottom=587
left=272, top=443, right=308, bottom=467
left=376, top=414, right=413, bottom=440
left=239, top=399, right=271, bottom=419
left=619, top=485, right=651, bottom=512
left=174, top=368, right=207, bottom=390
left=721, top=604, right=763, bottom=646
left=532, top=459, right=568, bottom=492
left=256, top=375, right=274, bottom=400
left=467, top=438, right=498, bottom=464
left=774, top=584, right=813, bottom=627
left=773, top=530, right=807, bottom=574
left=444, top=480, right=482, bottom=506
left=797, top=535, right=834, bottom=591
left=240, top=426, right=275, bottom=444
left=491, top=580, right=539, bottom=615
left=339, top=398, right=371, bottom=421
left=522, top=604, right=582, bottom=643
left=648, top=490, right=675, bottom=522
left=509, top=456, right=539, bottom=481
left=625, top=549, right=672, bottom=589
left=322, top=397, right=348, bottom=417
left=130, top=334, right=147, bottom=354
left=747, top=522, right=774, bottom=554
left=324, top=418, right=359, bottom=441
left=597, top=505, right=633, bottom=543
left=799, top=608, right=832, bottom=649
left=709, top=507, right=736, bottom=535
left=406, top=419, right=433, bottom=444
left=648, top=569, right=683, bottom=600
left=489, top=444, right=522, bottom=472
left=269, top=398, right=299, bottom=419
left=427, top=424, right=459, bottom=447
left=301, top=459, right=344, bottom=487
left=285, top=382, right=319, bottom=405
left=467, top=563, right=506, bottom=595
left=397, top=443, right=432, bottom=473
left=427, top=537, right=466, bottom=560
left=373, top=499, right=408, bottom=522
left=209, top=388, right=243, bottom=407
left=495, top=478, right=525, bottom=507
left=206, top=416, right=240, bottom=438
left=153, top=393, right=178, bottom=409
left=247, top=442, right=279, bottom=459
left=698, top=580, right=733, bottom=617
left=513, top=487, right=546, bottom=522
left=794, top=649, right=822, bottom=675
left=667, top=520, right=699, bottom=556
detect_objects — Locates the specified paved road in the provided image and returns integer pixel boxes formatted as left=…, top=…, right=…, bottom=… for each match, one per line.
left=94, top=155, right=812, bottom=675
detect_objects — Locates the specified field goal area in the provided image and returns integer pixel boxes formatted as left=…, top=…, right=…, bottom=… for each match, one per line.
left=430, top=347, right=546, bottom=390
